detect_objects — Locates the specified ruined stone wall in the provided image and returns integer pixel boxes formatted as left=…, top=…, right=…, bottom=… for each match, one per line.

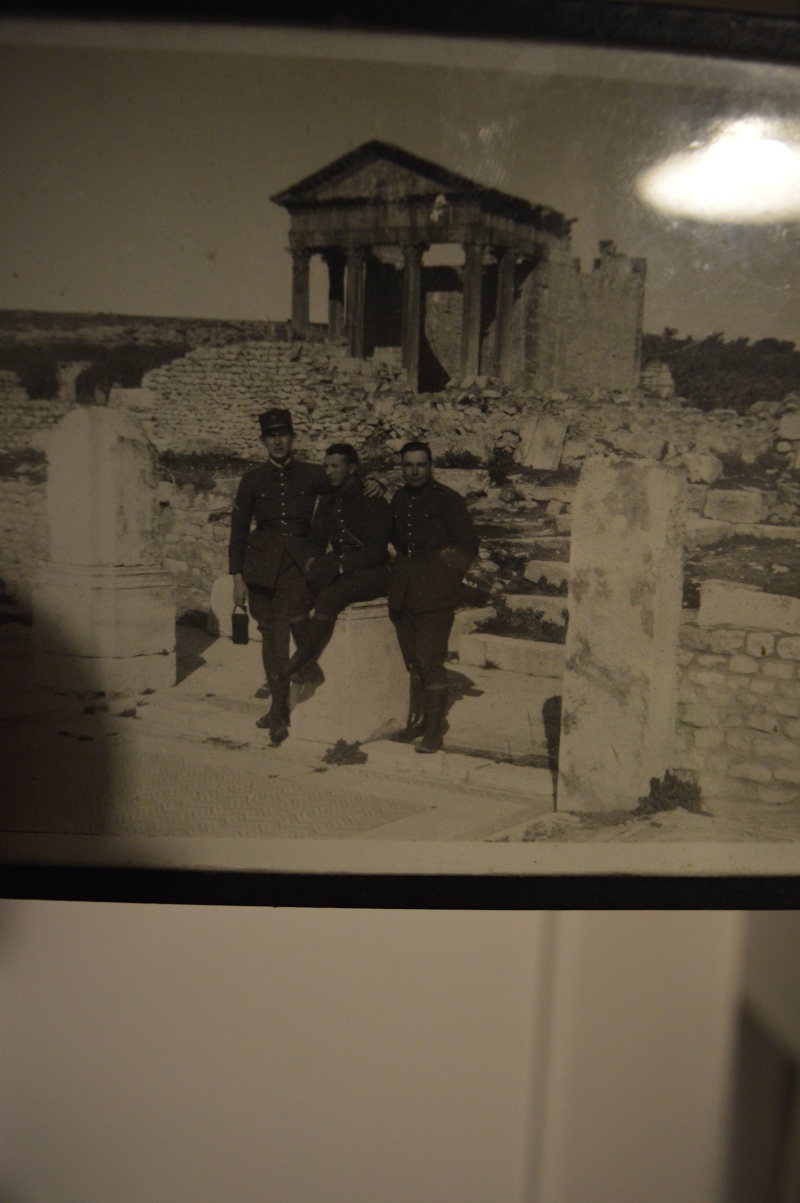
left=524, top=245, right=645, bottom=394
left=423, top=289, right=462, bottom=384
left=0, top=464, right=48, bottom=607
left=675, top=587, right=800, bottom=805
left=0, top=373, right=72, bottom=453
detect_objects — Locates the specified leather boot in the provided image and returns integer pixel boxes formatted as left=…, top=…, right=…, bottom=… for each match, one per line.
left=414, top=686, right=448, bottom=754
left=393, top=672, right=426, bottom=743
left=286, top=617, right=334, bottom=682
left=264, top=673, right=290, bottom=746
left=289, top=618, right=325, bottom=686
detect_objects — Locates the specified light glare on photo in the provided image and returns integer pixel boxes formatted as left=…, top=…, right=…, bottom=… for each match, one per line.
left=637, top=118, right=800, bottom=223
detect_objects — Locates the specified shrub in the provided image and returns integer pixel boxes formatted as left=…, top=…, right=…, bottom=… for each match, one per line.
left=633, top=771, right=703, bottom=816
left=322, top=739, right=368, bottom=766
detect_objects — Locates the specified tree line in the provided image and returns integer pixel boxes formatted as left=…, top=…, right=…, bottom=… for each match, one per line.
left=642, top=329, right=800, bottom=413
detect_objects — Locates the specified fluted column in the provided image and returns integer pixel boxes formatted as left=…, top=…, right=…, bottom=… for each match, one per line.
left=460, top=242, right=484, bottom=379
left=401, top=243, right=424, bottom=390
left=346, top=246, right=367, bottom=358
left=290, top=248, right=311, bottom=339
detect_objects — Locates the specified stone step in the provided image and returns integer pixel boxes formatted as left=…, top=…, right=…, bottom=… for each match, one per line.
left=523, top=560, right=570, bottom=589
left=505, top=595, right=569, bottom=625
left=457, top=632, right=565, bottom=677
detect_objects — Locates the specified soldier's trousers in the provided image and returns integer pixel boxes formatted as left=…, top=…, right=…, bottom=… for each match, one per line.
left=313, top=566, right=388, bottom=621
left=247, top=561, right=314, bottom=680
left=389, top=607, right=454, bottom=689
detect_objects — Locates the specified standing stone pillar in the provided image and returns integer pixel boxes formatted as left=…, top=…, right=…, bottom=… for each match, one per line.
left=290, top=248, right=311, bottom=339
left=401, top=243, right=424, bottom=390
left=460, top=242, right=484, bottom=380
left=494, top=248, right=516, bottom=382
left=32, top=406, right=176, bottom=695
left=557, top=457, right=685, bottom=811
left=323, top=248, right=346, bottom=341
left=345, top=246, right=367, bottom=358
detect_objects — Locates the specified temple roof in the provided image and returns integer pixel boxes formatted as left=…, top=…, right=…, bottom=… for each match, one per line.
left=271, top=140, right=574, bottom=242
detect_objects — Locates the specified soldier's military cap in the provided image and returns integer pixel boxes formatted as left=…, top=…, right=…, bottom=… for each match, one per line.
left=259, top=408, right=294, bottom=436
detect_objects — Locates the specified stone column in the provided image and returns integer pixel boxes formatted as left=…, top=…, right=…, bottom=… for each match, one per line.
left=460, top=242, right=483, bottom=380
left=32, top=406, right=176, bottom=695
left=557, top=457, right=685, bottom=811
left=401, top=243, right=424, bottom=390
left=290, top=248, right=311, bottom=339
left=323, top=248, right=346, bottom=341
left=345, top=246, right=367, bottom=358
left=494, top=247, right=516, bottom=382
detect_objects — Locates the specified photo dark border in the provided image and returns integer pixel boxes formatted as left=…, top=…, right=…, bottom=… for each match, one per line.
left=1, top=2, right=799, bottom=908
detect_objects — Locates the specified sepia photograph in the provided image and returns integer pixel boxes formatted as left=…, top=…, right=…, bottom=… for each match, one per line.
left=1, top=16, right=799, bottom=882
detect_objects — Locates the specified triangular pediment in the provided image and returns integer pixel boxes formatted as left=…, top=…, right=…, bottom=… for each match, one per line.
left=272, top=141, right=477, bottom=208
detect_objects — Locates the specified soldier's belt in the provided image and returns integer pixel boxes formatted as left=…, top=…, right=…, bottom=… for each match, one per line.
left=255, top=521, right=307, bottom=535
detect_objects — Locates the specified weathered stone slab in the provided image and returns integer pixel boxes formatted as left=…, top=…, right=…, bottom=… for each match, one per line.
left=45, top=407, right=161, bottom=567
left=515, top=414, right=568, bottom=470
left=457, top=632, right=565, bottom=678
left=698, top=580, right=800, bottom=634
left=681, top=453, right=723, bottom=484
left=208, top=574, right=235, bottom=637
left=524, top=560, right=570, bottom=589
left=557, top=457, right=685, bottom=812
left=434, top=469, right=490, bottom=498
left=289, top=600, right=407, bottom=744
left=703, top=488, right=770, bottom=524
left=778, top=412, right=800, bottom=441
left=451, top=606, right=496, bottom=642
left=108, top=386, right=156, bottom=416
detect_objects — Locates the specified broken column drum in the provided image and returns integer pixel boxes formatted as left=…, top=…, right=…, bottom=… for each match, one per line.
left=32, top=405, right=176, bottom=695
left=557, top=456, right=685, bottom=811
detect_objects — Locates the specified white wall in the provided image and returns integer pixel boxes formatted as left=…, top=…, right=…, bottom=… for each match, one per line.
left=0, top=903, right=549, bottom=1203
left=0, top=904, right=747, bottom=1203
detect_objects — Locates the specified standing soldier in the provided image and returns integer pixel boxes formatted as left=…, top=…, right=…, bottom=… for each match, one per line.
left=229, top=409, right=380, bottom=746
left=388, top=440, right=479, bottom=754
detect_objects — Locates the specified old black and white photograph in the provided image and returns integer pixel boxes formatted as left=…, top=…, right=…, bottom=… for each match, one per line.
left=1, top=18, right=799, bottom=878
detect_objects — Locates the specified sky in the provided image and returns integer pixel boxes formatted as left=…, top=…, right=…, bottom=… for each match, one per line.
left=0, top=22, right=798, bottom=342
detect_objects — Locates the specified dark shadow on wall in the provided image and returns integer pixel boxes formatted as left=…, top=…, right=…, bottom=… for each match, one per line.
left=542, top=694, right=561, bottom=809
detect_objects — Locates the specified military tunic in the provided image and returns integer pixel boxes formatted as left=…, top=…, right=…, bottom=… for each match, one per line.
left=228, top=457, right=330, bottom=680
left=305, top=476, right=390, bottom=618
left=388, top=477, right=479, bottom=688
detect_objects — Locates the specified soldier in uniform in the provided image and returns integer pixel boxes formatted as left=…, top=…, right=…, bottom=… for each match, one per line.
left=388, top=440, right=479, bottom=754
left=229, top=409, right=380, bottom=746
left=282, top=443, right=390, bottom=683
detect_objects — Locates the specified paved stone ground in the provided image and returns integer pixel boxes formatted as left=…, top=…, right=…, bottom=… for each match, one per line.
left=2, top=621, right=800, bottom=851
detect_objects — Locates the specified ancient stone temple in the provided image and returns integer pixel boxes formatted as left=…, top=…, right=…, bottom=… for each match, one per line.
left=272, top=141, right=646, bottom=393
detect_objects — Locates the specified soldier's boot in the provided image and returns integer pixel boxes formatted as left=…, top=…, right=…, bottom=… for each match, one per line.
left=414, top=685, right=448, bottom=754
left=285, top=616, right=334, bottom=682
left=393, top=672, right=426, bottom=743
left=265, top=673, right=291, bottom=747
left=289, top=617, right=325, bottom=686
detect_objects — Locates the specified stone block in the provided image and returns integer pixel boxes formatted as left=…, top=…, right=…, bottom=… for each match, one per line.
left=752, top=734, right=798, bottom=761
left=703, top=488, right=770, bottom=525
left=434, top=469, right=490, bottom=499
left=758, top=783, right=800, bottom=805
left=557, top=458, right=685, bottom=811
left=514, top=415, right=568, bottom=470
left=783, top=717, right=800, bottom=740
left=699, top=581, right=800, bottom=634
left=778, top=413, right=800, bottom=441
left=33, top=565, right=175, bottom=660
left=728, top=762, right=773, bottom=783
left=745, top=632, right=775, bottom=658
left=681, top=453, right=723, bottom=484
left=208, top=574, right=235, bottom=637
left=694, top=728, right=725, bottom=750
left=456, top=632, right=565, bottom=678
left=746, top=713, right=780, bottom=733
left=45, top=407, right=161, bottom=567
left=729, top=655, right=759, bottom=674
left=289, top=600, right=407, bottom=744
left=524, top=560, right=570, bottom=589
left=775, top=767, right=800, bottom=785
left=451, top=607, right=496, bottom=642
left=726, top=730, right=754, bottom=751
left=777, top=637, right=800, bottom=660
left=768, top=698, right=800, bottom=718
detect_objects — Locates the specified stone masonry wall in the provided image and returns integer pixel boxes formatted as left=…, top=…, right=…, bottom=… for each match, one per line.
left=674, top=585, right=800, bottom=805
left=525, top=246, right=645, bottom=395
left=0, top=464, right=48, bottom=607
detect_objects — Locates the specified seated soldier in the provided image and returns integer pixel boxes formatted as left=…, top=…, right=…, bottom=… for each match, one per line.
left=281, top=442, right=390, bottom=686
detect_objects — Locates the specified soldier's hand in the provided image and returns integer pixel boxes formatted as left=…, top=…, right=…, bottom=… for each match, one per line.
left=363, top=476, right=384, bottom=498
left=232, top=574, right=248, bottom=608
